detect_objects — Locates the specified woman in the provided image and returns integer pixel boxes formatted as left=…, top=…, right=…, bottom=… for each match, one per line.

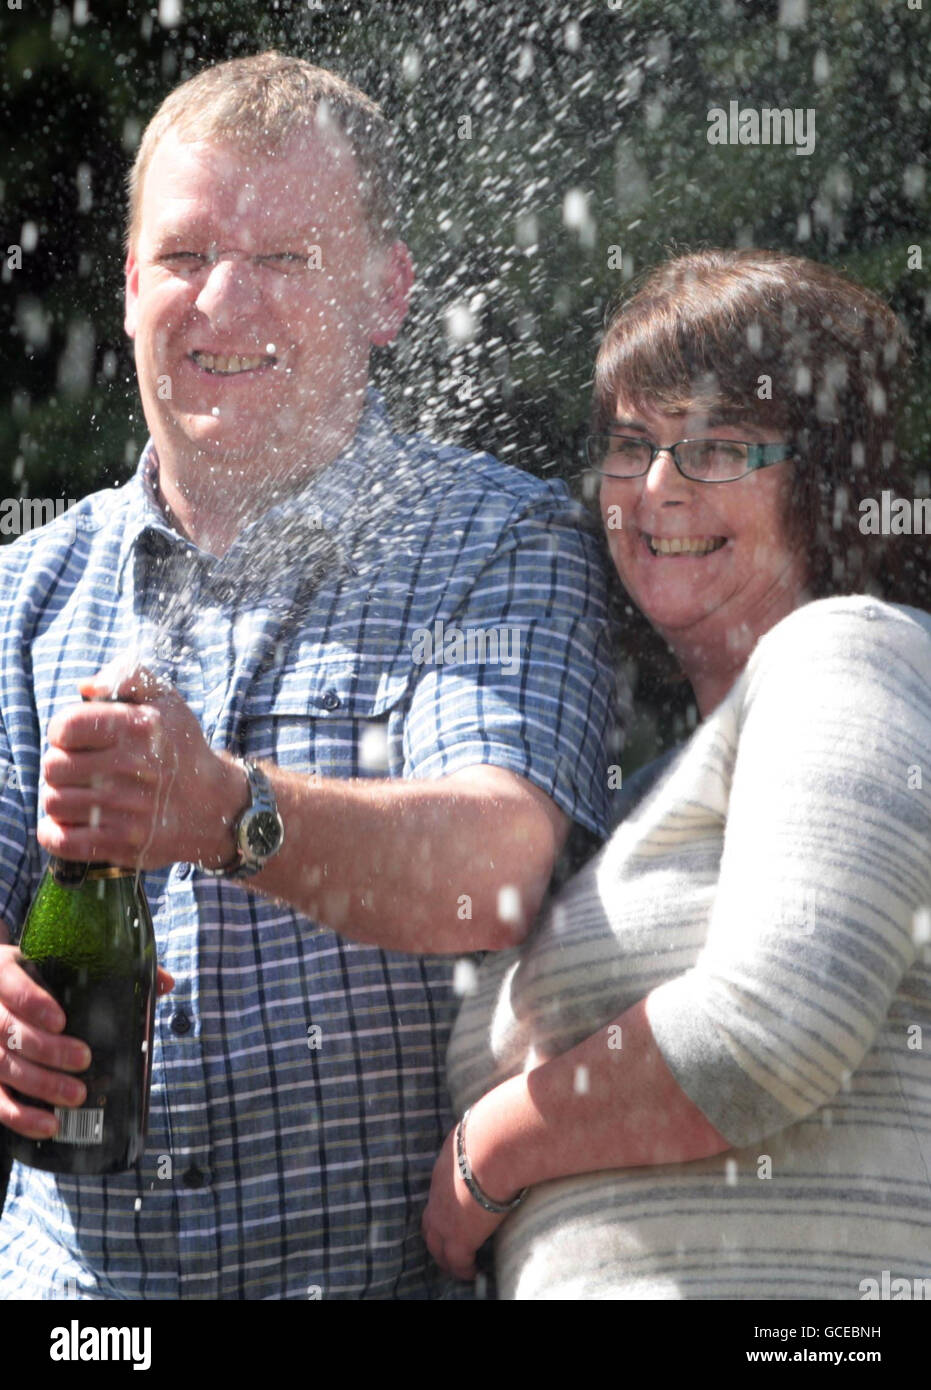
left=422, top=249, right=931, bottom=1299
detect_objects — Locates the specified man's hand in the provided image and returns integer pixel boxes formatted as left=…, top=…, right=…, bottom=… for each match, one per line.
left=0, top=937, right=174, bottom=1139
left=38, top=659, right=247, bottom=871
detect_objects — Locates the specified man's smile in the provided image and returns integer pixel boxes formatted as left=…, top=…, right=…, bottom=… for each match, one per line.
left=190, top=350, right=277, bottom=375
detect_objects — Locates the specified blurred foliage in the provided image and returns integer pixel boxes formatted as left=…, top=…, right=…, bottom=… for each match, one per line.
left=0, top=0, right=928, bottom=764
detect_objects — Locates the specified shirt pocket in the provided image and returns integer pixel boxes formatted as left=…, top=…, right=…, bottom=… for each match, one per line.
left=239, top=656, right=412, bottom=778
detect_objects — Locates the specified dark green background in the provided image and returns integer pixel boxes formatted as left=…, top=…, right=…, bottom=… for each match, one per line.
left=1, top=0, right=929, bottom=759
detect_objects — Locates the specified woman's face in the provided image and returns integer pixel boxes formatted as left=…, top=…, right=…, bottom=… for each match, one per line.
left=599, top=396, right=810, bottom=651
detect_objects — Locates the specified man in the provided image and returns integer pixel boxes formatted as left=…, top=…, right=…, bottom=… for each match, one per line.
left=0, top=53, right=616, bottom=1299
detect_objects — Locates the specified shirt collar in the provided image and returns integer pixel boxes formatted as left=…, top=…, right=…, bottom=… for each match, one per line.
left=115, top=387, right=402, bottom=585
left=114, top=438, right=185, bottom=585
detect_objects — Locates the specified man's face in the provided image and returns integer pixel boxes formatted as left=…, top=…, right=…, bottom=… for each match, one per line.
left=124, top=129, right=409, bottom=479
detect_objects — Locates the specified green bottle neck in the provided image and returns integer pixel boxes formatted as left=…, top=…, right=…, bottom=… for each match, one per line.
left=49, top=858, right=136, bottom=886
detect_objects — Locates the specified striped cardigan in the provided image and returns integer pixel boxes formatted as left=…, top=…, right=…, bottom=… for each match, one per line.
left=448, top=596, right=931, bottom=1299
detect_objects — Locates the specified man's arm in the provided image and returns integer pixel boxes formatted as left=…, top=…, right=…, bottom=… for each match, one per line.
left=41, top=688, right=568, bottom=951
left=40, top=491, right=616, bottom=954
left=222, top=760, right=569, bottom=952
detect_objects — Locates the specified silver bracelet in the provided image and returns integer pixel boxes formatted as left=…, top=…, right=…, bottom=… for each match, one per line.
left=455, top=1106, right=527, bottom=1214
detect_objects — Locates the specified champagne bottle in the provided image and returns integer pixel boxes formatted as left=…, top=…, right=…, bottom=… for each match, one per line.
left=6, top=856, right=156, bottom=1176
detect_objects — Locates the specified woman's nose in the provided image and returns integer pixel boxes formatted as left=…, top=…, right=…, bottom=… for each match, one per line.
left=643, top=447, right=690, bottom=498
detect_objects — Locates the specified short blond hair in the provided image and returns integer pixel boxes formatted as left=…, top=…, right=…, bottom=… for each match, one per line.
left=125, top=51, right=399, bottom=251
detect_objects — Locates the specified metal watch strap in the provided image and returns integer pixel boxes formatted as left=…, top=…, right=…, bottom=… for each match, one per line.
left=201, top=759, right=282, bottom=880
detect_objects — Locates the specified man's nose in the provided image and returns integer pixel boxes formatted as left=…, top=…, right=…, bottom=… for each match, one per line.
left=194, top=256, right=262, bottom=327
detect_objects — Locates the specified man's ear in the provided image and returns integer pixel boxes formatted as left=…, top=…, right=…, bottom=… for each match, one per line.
left=368, top=240, right=414, bottom=347
left=124, top=249, right=139, bottom=339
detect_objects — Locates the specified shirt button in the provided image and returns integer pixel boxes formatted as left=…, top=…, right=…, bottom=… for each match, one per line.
left=181, top=1166, right=208, bottom=1189
left=321, top=690, right=341, bottom=710
left=170, top=1010, right=192, bottom=1036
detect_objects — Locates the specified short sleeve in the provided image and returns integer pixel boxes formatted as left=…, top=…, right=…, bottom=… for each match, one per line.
left=646, top=598, right=931, bottom=1147
left=401, top=498, right=620, bottom=839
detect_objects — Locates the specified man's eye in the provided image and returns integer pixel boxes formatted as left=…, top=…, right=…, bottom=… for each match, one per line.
left=161, top=252, right=208, bottom=268
left=257, top=253, right=310, bottom=269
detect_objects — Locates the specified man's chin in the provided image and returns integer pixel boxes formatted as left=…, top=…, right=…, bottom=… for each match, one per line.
left=170, top=422, right=277, bottom=463
left=165, top=428, right=317, bottom=488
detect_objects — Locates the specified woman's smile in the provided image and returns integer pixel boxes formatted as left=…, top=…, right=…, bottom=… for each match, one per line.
left=640, top=532, right=730, bottom=557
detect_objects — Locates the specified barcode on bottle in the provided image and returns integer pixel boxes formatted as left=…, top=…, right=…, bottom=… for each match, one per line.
left=53, top=1106, right=104, bottom=1146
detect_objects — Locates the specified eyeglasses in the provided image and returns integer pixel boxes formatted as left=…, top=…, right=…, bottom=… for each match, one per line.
left=585, top=434, right=796, bottom=484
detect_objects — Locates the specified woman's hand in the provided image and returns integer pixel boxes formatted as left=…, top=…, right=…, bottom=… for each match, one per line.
left=422, top=1119, right=511, bottom=1281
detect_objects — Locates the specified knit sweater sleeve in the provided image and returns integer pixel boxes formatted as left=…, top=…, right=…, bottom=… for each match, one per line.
left=645, top=597, right=931, bottom=1148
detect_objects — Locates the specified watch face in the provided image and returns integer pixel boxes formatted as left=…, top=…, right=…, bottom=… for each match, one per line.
left=245, top=811, right=283, bottom=858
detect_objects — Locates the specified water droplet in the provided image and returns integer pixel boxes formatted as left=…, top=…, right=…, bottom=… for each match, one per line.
left=358, top=724, right=389, bottom=773
left=911, top=906, right=931, bottom=946
left=401, top=48, right=421, bottom=83
left=158, top=0, right=182, bottom=27
left=497, top=885, right=521, bottom=924
left=445, top=303, right=476, bottom=344
left=453, top=959, right=478, bottom=996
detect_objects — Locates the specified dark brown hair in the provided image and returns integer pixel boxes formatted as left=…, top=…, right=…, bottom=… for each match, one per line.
left=593, top=248, right=914, bottom=600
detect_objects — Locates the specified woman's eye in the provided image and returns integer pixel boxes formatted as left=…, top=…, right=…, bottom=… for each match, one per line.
left=697, top=441, right=744, bottom=458
left=712, top=442, right=746, bottom=458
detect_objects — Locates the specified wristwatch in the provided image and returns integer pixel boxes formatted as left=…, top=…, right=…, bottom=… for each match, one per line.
left=202, top=759, right=285, bottom=880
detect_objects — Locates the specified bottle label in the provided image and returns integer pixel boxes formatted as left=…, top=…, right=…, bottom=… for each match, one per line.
left=54, top=1106, right=105, bottom=1146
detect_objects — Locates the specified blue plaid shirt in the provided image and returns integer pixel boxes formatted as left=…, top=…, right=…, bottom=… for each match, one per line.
left=0, top=391, right=617, bottom=1299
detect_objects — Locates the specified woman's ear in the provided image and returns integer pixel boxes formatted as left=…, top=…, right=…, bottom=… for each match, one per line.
left=368, top=240, right=414, bottom=347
